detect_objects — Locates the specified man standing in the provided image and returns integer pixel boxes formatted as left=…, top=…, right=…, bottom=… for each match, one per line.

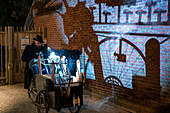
left=21, top=35, right=47, bottom=89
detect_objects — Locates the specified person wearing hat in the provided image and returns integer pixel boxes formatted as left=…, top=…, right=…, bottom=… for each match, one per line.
left=22, top=35, right=48, bottom=89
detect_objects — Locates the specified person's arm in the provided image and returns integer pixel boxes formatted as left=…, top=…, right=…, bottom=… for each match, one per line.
left=21, top=46, right=30, bottom=62
left=41, top=44, right=49, bottom=59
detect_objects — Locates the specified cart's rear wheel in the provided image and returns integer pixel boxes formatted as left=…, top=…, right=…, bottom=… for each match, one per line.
left=37, top=91, right=49, bottom=113
left=69, top=106, right=80, bottom=113
left=28, top=78, right=37, bottom=103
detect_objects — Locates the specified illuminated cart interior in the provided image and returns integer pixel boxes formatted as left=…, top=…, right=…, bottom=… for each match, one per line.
left=28, top=50, right=83, bottom=113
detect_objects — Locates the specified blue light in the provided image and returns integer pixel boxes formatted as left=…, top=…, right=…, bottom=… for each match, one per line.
left=48, top=47, right=52, bottom=52
left=49, top=51, right=60, bottom=63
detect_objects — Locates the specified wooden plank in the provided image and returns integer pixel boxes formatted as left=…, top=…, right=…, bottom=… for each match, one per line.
left=0, top=27, right=3, bottom=77
left=0, top=77, right=6, bottom=79
left=38, top=56, right=42, bottom=76
left=51, top=61, right=55, bottom=83
left=14, top=28, right=16, bottom=74
left=11, top=27, right=14, bottom=84
left=16, top=27, right=21, bottom=75
left=44, top=0, right=55, bottom=8
left=29, top=31, right=32, bottom=44
left=8, top=26, right=14, bottom=85
left=36, top=2, right=62, bottom=16
left=28, top=27, right=31, bottom=49
left=0, top=31, right=5, bottom=34
left=5, top=27, right=8, bottom=83
left=42, top=74, right=51, bottom=79
left=20, top=27, right=24, bottom=70
left=32, top=1, right=43, bottom=9
left=8, top=26, right=11, bottom=85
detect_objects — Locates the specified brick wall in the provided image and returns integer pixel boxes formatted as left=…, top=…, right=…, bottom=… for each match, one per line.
left=34, top=9, right=67, bottom=50
left=34, top=0, right=170, bottom=108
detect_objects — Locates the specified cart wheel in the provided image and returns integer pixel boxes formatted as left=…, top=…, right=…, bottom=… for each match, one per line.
left=37, top=91, right=49, bottom=113
left=28, top=78, right=37, bottom=103
left=69, top=106, right=80, bottom=113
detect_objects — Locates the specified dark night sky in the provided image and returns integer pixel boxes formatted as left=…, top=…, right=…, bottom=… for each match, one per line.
left=0, top=0, right=33, bottom=26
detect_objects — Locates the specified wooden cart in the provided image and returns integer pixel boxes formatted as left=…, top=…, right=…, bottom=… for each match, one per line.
left=28, top=50, right=83, bottom=113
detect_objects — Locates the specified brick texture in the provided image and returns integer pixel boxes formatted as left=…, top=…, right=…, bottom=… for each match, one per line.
left=34, top=0, right=170, bottom=108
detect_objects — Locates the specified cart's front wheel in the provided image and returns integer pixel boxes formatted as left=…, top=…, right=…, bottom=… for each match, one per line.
left=69, top=106, right=80, bottom=113
left=36, top=91, right=49, bottom=113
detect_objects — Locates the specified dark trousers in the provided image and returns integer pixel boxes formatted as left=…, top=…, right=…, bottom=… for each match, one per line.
left=24, top=66, right=33, bottom=89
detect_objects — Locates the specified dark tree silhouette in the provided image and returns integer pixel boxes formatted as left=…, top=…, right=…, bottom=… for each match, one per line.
left=0, top=0, right=33, bottom=27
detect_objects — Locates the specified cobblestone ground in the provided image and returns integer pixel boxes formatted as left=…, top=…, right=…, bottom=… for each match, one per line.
left=0, top=83, right=154, bottom=113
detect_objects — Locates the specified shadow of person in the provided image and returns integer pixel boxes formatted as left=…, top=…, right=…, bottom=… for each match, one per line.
left=59, top=0, right=104, bottom=84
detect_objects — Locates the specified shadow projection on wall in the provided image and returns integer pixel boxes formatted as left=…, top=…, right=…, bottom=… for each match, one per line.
left=92, top=0, right=169, bottom=100
left=55, top=0, right=170, bottom=101
left=56, top=0, right=105, bottom=86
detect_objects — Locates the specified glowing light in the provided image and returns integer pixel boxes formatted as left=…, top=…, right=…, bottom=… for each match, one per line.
left=48, top=47, right=52, bottom=52
left=49, top=52, right=60, bottom=63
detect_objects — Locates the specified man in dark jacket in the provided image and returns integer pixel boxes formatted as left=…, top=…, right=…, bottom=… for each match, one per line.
left=22, top=35, right=48, bottom=89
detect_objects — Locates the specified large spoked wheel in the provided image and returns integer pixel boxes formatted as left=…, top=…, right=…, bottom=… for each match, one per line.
left=36, top=91, right=49, bottom=113
left=28, top=78, right=37, bottom=103
left=105, top=76, right=123, bottom=86
left=69, top=106, right=80, bottom=113
left=98, top=37, right=146, bottom=89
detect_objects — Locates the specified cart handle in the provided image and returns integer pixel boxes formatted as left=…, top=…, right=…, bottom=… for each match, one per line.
left=54, top=82, right=83, bottom=86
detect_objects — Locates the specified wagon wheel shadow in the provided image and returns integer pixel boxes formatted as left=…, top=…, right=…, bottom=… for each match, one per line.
left=104, top=76, right=123, bottom=87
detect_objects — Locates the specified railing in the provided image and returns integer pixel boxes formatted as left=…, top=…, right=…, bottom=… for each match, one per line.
left=0, top=26, right=47, bottom=85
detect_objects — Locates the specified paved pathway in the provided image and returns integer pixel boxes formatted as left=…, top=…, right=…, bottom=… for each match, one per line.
left=0, top=83, right=154, bottom=113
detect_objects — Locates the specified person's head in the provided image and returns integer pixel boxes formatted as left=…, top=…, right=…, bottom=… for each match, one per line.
left=34, top=40, right=42, bottom=47
left=33, top=35, right=44, bottom=47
